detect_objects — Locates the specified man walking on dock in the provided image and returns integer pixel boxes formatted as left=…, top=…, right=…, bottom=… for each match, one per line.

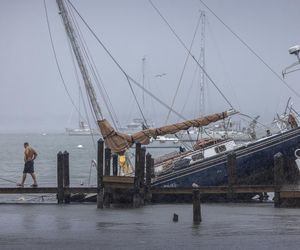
left=17, top=142, right=38, bottom=187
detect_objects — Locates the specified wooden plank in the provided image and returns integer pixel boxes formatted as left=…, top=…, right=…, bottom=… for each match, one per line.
left=0, top=187, right=58, bottom=194
left=280, top=191, right=300, bottom=198
left=103, top=176, right=135, bottom=184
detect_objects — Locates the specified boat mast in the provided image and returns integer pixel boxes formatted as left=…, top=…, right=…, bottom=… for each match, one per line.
left=199, top=10, right=206, bottom=117
left=56, top=0, right=103, bottom=121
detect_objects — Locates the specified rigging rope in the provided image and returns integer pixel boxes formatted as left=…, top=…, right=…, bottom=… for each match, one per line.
left=67, top=0, right=149, bottom=128
left=43, top=0, right=81, bottom=118
left=165, top=11, right=203, bottom=124
left=66, top=2, right=120, bottom=130
left=198, top=0, right=300, bottom=99
left=148, top=0, right=234, bottom=110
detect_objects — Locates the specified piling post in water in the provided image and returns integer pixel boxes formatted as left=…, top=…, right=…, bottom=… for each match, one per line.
left=104, top=147, right=112, bottom=207
left=112, top=154, right=118, bottom=176
left=104, top=148, right=111, bottom=176
left=145, top=152, right=152, bottom=203
left=151, top=157, right=155, bottom=178
left=63, top=151, right=70, bottom=204
left=57, top=151, right=64, bottom=204
left=227, top=152, right=237, bottom=201
left=97, top=139, right=104, bottom=209
left=274, top=152, right=284, bottom=208
left=193, top=188, right=201, bottom=224
left=140, top=147, right=146, bottom=205
left=133, top=142, right=142, bottom=208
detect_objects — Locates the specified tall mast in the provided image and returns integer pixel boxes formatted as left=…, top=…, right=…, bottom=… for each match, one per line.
left=199, top=10, right=206, bottom=117
left=56, top=0, right=103, bottom=121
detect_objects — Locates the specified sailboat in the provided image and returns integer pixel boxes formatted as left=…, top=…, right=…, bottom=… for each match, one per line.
left=55, top=0, right=300, bottom=189
left=66, top=120, right=98, bottom=136
left=65, top=88, right=99, bottom=136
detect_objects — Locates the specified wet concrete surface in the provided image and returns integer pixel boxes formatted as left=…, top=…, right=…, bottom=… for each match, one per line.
left=1, top=203, right=300, bottom=250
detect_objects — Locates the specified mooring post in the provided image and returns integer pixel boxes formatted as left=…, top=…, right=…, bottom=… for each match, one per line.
left=104, top=147, right=112, bottom=207
left=145, top=152, right=152, bottom=203
left=57, top=151, right=64, bottom=204
left=112, top=154, right=118, bottom=176
left=97, top=139, right=104, bottom=209
left=151, top=157, right=155, bottom=178
left=104, top=148, right=111, bottom=176
left=193, top=188, right=201, bottom=224
left=227, top=152, right=237, bottom=201
left=140, top=147, right=146, bottom=205
left=63, top=151, right=70, bottom=204
left=133, top=142, right=142, bottom=208
left=274, top=152, right=284, bottom=208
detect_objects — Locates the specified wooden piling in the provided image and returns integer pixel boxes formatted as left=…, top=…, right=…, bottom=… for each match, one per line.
left=63, top=151, right=70, bottom=204
left=145, top=152, right=152, bottom=203
left=133, top=142, right=142, bottom=208
left=104, top=147, right=112, bottom=207
left=112, top=154, right=118, bottom=176
left=151, top=157, right=155, bottom=178
left=104, top=148, right=111, bottom=176
left=274, top=152, right=284, bottom=208
left=227, top=152, right=237, bottom=201
left=140, top=147, right=146, bottom=205
left=57, top=151, right=64, bottom=204
left=193, top=188, right=201, bottom=224
left=97, top=139, right=104, bottom=209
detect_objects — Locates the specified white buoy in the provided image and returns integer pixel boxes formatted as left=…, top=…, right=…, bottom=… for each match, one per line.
left=77, top=144, right=83, bottom=148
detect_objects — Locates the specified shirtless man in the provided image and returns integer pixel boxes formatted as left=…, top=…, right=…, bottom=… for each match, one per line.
left=17, top=142, right=38, bottom=187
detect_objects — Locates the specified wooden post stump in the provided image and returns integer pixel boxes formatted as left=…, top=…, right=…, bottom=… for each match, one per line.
left=193, top=188, right=201, bottom=224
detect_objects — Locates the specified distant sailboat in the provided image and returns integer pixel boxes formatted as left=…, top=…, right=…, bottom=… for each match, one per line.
left=66, top=120, right=98, bottom=136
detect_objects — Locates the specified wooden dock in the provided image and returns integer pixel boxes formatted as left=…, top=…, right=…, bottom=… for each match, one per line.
left=0, top=141, right=300, bottom=208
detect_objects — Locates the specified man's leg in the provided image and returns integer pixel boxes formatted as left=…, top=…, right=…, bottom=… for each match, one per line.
left=30, top=173, right=38, bottom=186
left=17, top=173, right=26, bottom=186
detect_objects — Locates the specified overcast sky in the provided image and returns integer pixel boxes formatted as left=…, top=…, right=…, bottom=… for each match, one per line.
left=0, top=0, right=300, bottom=133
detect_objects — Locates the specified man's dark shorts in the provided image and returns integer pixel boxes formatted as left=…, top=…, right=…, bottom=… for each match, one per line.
left=23, top=160, right=34, bottom=174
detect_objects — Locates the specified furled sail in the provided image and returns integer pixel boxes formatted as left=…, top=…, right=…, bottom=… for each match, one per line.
left=98, top=109, right=237, bottom=153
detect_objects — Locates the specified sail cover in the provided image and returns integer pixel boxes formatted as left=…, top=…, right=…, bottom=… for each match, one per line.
left=98, top=111, right=230, bottom=153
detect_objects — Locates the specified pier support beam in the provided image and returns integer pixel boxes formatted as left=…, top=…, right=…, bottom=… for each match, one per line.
left=104, top=148, right=112, bottom=208
left=57, top=151, right=64, bottom=204
left=63, top=151, right=70, bottom=203
left=133, top=143, right=142, bottom=208
left=112, top=154, right=118, bottom=176
left=140, top=147, right=146, bottom=205
left=145, top=153, right=152, bottom=203
left=227, top=152, right=237, bottom=201
left=193, top=188, right=201, bottom=224
left=97, top=139, right=104, bottom=209
left=274, top=152, right=284, bottom=208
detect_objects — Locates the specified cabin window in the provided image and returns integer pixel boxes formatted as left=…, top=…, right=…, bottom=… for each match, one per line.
left=215, top=145, right=226, bottom=154
left=192, top=153, right=204, bottom=161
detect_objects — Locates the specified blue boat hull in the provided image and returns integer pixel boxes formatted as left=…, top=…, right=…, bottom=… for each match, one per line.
left=152, top=128, right=300, bottom=188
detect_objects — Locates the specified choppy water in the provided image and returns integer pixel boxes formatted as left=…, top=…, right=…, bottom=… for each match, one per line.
left=1, top=203, right=300, bottom=250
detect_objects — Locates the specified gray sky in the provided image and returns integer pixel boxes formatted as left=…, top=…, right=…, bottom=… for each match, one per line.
left=0, top=0, right=300, bottom=133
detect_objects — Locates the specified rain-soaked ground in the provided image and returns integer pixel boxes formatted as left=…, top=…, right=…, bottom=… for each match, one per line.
left=1, top=203, right=300, bottom=250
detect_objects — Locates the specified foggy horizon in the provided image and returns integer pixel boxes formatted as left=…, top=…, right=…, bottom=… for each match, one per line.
left=1, top=0, right=300, bottom=134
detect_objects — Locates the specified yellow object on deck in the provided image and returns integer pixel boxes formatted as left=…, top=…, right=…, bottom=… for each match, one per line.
left=119, top=155, right=130, bottom=175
